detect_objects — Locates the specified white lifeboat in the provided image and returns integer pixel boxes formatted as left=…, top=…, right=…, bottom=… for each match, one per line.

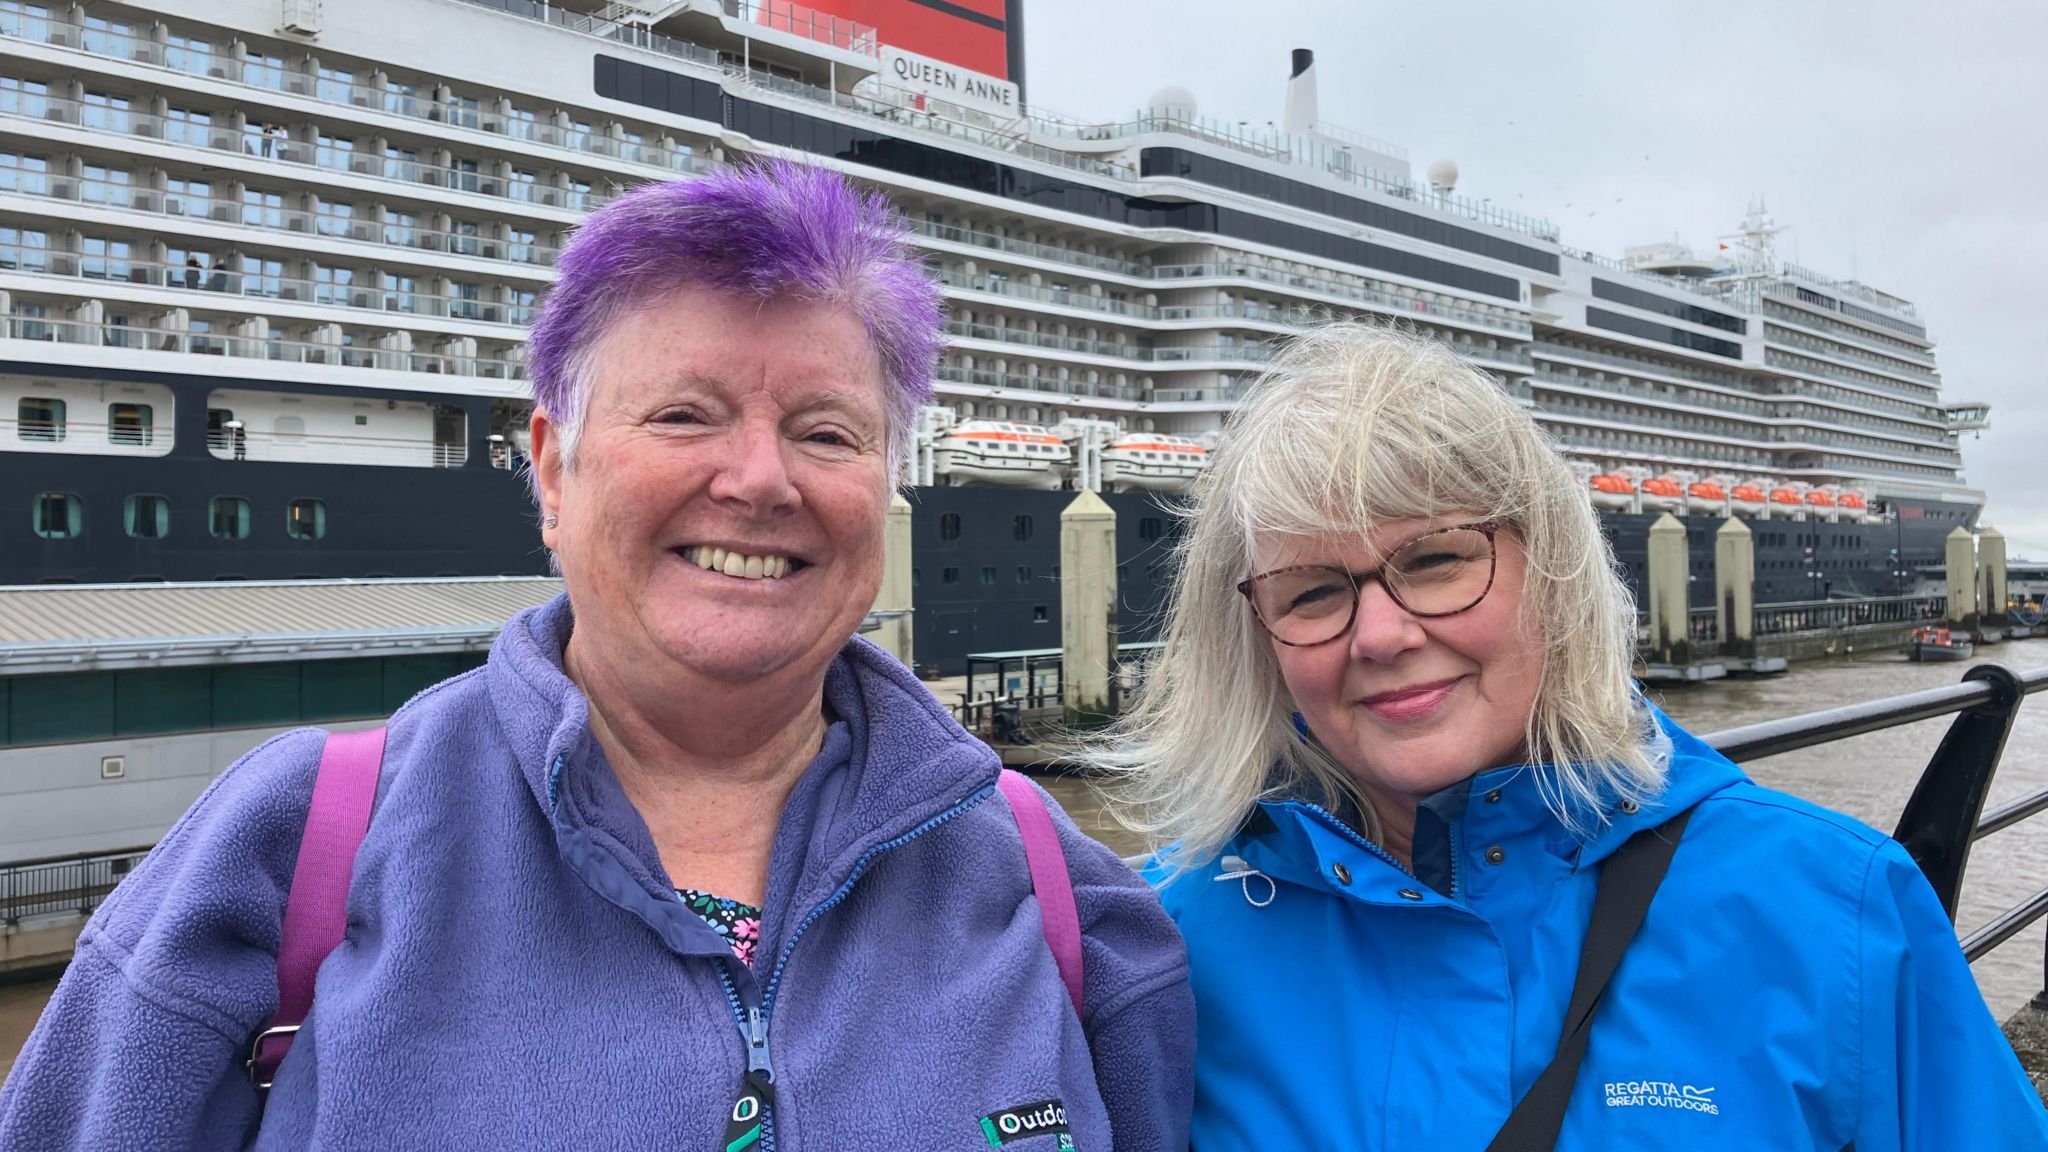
left=1101, top=432, right=1209, bottom=493
left=931, top=420, right=1071, bottom=490
left=1729, top=478, right=1769, bottom=517
left=1637, top=470, right=1686, bottom=515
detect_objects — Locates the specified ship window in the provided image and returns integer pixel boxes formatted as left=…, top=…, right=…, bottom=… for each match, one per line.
left=911, top=568, right=921, bottom=587
left=1013, top=515, right=1034, bottom=541
left=17, top=396, right=64, bottom=440
left=210, top=496, right=251, bottom=539
left=1118, top=564, right=1130, bottom=583
left=1017, top=566, right=1031, bottom=584
left=286, top=499, right=326, bottom=540
left=1138, top=517, right=1164, bottom=540
left=123, top=494, right=169, bottom=538
left=942, top=566, right=960, bottom=585
left=1033, top=605, right=1048, bottom=623
left=1050, top=566, right=1060, bottom=582
left=980, top=566, right=997, bottom=586
left=939, top=512, right=962, bottom=541
left=32, top=491, right=81, bottom=538
left=108, top=402, right=153, bottom=445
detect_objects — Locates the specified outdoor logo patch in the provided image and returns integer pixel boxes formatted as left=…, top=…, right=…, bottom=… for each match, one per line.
left=978, top=1099, right=1071, bottom=1147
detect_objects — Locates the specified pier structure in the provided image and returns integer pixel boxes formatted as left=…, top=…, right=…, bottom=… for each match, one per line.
left=875, top=493, right=916, bottom=666
left=1643, top=513, right=1723, bottom=681
left=1058, top=490, right=1118, bottom=727
left=1982, top=526, right=2015, bottom=641
left=1949, top=527, right=1983, bottom=639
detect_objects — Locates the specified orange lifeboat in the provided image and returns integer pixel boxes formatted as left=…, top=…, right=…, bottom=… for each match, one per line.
left=1729, top=483, right=1767, bottom=515
left=1685, top=478, right=1728, bottom=514
left=1837, top=491, right=1868, bottom=512
left=1639, top=475, right=1685, bottom=513
left=1588, top=472, right=1636, bottom=511
left=1769, top=485, right=1805, bottom=509
left=1804, top=489, right=1835, bottom=509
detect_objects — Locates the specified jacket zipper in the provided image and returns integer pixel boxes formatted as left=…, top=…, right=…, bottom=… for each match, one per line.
left=1297, top=800, right=1414, bottom=878
left=713, top=783, right=996, bottom=1151
left=1448, top=819, right=1464, bottom=900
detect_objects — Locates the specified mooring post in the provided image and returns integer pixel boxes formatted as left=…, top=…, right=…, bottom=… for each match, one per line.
left=1890, top=664, right=2025, bottom=921
left=1981, top=525, right=2009, bottom=635
left=1647, top=513, right=1690, bottom=665
left=1946, top=525, right=1979, bottom=635
left=1714, top=517, right=1755, bottom=661
left=873, top=491, right=915, bottom=666
left=1060, top=489, right=1117, bottom=727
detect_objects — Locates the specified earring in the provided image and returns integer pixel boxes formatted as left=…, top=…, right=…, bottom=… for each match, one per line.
left=542, top=514, right=559, bottom=529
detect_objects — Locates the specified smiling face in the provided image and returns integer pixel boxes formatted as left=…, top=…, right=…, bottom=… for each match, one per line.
left=532, top=285, right=892, bottom=692
left=1257, top=516, right=1546, bottom=815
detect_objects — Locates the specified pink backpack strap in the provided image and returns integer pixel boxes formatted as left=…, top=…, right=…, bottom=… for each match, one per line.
left=246, top=726, right=387, bottom=1089
left=996, top=769, right=1084, bottom=1014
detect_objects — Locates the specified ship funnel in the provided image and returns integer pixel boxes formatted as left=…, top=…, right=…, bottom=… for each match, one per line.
left=1284, top=48, right=1317, bottom=134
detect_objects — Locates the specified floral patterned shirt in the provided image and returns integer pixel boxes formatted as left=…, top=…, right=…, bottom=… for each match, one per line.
left=678, top=889, right=762, bottom=966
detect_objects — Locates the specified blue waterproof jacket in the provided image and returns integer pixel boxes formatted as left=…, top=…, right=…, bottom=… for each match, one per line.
left=1157, top=708, right=2048, bottom=1150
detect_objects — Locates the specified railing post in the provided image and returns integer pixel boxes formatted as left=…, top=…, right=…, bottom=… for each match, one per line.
left=1890, top=663, right=2025, bottom=920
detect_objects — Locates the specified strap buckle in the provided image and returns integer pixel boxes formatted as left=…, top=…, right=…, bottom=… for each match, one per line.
left=245, top=1024, right=300, bottom=1089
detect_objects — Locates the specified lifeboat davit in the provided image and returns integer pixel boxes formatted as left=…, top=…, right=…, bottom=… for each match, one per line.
left=1686, top=476, right=1730, bottom=515
left=1638, top=474, right=1686, bottom=514
left=930, top=420, right=1071, bottom=490
left=1100, top=433, right=1209, bottom=494
left=1729, top=481, right=1768, bottom=516
left=1588, top=471, right=1636, bottom=511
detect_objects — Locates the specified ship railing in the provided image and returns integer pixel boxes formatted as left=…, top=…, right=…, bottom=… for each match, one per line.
left=1531, top=341, right=1748, bottom=390
left=910, top=221, right=1152, bottom=280
left=1777, top=261, right=1923, bottom=322
left=1765, top=325, right=1944, bottom=388
left=1759, top=297, right=1940, bottom=368
left=0, top=161, right=564, bottom=272
left=0, top=846, right=151, bottom=926
left=0, top=90, right=633, bottom=225
left=938, top=271, right=1149, bottom=318
left=1534, top=370, right=1952, bottom=460
left=0, top=244, right=541, bottom=329
left=723, top=0, right=878, bottom=55
left=1532, top=368, right=1775, bottom=418
left=1, top=414, right=164, bottom=447
left=1765, top=349, right=1941, bottom=406
left=0, top=315, right=527, bottom=381
left=0, top=6, right=713, bottom=177
left=1545, top=429, right=1774, bottom=471
left=944, top=320, right=1150, bottom=362
left=1152, top=279, right=1533, bottom=336
left=1750, top=595, right=1947, bottom=636
left=1558, top=245, right=1737, bottom=304
left=198, top=424, right=473, bottom=468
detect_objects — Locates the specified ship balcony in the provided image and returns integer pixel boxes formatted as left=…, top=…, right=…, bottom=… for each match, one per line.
left=932, top=363, right=1249, bottom=409
left=1759, top=299, right=1937, bottom=367
left=0, top=312, right=525, bottom=383
left=1764, top=325, right=1942, bottom=388
left=1532, top=370, right=1956, bottom=449
left=0, top=164, right=563, bottom=278
left=1764, top=349, right=1941, bottom=405
left=0, top=10, right=712, bottom=180
left=1152, top=286, right=1532, bottom=338
left=911, top=220, right=1154, bottom=280
left=1531, top=341, right=1746, bottom=391
left=1943, top=401, right=1991, bottom=431
left=0, top=246, right=540, bottom=331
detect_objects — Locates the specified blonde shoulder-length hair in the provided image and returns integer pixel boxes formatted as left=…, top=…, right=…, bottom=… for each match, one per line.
left=1095, top=323, right=1664, bottom=872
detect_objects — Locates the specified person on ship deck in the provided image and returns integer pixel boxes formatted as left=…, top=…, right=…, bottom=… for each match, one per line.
left=1092, top=324, right=2048, bottom=1150
left=0, top=161, right=1194, bottom=1151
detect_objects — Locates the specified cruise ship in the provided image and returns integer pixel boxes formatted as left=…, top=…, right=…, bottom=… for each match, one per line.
left=0, top=0, right=1991, bottom=672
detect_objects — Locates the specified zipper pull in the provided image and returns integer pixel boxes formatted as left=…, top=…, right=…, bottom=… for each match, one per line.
left=745, top=1006, right=774, bottom=1079
left=723, top=1010, right=776, bottom=1151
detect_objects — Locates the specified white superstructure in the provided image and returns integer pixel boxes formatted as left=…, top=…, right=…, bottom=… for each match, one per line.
left=0, top=0, right=1986, bottom=515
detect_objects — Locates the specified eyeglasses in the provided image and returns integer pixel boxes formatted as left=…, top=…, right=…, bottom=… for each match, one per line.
left=1237, top=522, right=1501, bottom=647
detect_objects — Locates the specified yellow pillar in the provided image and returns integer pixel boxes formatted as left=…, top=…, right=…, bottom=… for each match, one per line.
left=1980, top=525, right=2008, bottom=629
left=1945, top=526, right=1978, bottom=631
left=1714, top=517, right=1755, bottom=659
left=1060, top=490, right=1117, bottom=725
left=1647, top=513, right=1691, bottom=664
left=871, top=492, right=915, bottom=666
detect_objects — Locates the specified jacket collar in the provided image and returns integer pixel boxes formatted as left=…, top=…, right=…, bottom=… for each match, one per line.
left=1237, top=703, right=1748, bottom=893
left=485, top=594, right=1003, bottom=916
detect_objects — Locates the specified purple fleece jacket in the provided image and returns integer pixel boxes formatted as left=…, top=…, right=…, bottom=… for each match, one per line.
left=0, top=595, right=1193, bottom=1150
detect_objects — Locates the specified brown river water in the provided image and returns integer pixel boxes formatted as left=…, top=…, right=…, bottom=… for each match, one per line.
left=9, top=642, right=2048, bottom=1084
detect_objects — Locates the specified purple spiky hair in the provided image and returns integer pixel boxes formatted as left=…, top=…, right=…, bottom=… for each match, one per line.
left=526, top=158, right=943, bottom=464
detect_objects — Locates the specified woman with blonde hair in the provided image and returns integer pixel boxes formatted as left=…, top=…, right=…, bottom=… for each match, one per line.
left=1099, top=323, right=2045, bottom=1150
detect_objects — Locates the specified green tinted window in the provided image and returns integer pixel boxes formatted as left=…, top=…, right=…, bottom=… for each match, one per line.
left=381, top=653, right=467, bottom=710
left=211, top=663, right=302, bottom=728
left=115, top=667, right=211, bottom=735
left=10, top=672, right=115, bottom=743
left=301, top=658, right=383, bottom=721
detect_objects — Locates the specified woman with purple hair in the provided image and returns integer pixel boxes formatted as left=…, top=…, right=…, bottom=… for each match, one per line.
left=1, top=160, right=1194, bottom=1150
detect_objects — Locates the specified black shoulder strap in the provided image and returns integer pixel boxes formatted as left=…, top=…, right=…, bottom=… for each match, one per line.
left=1486, top=806, right=1695, bottom=1152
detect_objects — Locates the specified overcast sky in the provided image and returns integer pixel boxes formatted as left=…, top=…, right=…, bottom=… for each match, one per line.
left=1024, top=0, right=2048, bottom=555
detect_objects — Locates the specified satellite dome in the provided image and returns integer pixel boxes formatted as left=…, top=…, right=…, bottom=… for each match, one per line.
left=1426, top=158, right=1459, bottom=195
left=1148, top=86, right=1198, bottom=120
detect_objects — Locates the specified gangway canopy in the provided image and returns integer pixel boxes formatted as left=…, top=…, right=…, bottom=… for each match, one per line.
left=0, top=576, right=565, bottom=673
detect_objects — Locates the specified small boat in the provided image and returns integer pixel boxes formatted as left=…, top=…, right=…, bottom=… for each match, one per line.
left=1100, top=432, right=1208, bottom=493
left=1769, top=483, right=1808, bottom=517
left=1804, top=486, right=1838, bottom=521
left=1638, top=473, right=1686, bottom=514
left=1588, top=471, right=1636, bottom=511
left=1685, top=475, right=1730, bottom=515
left=1903, top=625, right=1973, bottom=662
left=931, top=420, right=1072, bottom=490
left=1729, top=481, right=1768, bottom=516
